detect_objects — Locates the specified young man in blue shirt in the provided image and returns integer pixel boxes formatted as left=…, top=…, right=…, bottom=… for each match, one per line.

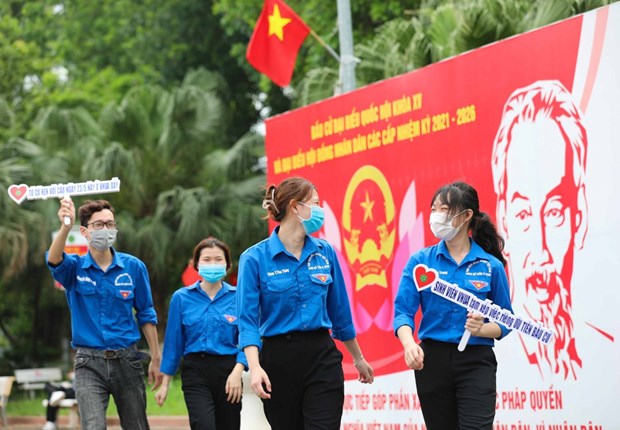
left=47, top=198, right=162, bottom=430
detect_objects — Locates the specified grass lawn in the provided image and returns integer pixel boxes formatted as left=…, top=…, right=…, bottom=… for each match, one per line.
left=6, top=376, right=188, bottom=417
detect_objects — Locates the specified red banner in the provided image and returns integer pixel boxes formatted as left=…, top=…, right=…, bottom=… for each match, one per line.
left=268, top=7, right=581, bottom=378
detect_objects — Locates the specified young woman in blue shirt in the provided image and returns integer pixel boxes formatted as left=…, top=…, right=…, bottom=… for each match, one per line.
left=156, top=237, right=247, bottom=430
left=237, top=176, right=374, bottom=430
left=394, top=181, right=513, bottom=429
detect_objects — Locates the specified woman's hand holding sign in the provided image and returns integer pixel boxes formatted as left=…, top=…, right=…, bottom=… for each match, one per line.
left=459, top=312, right=485, bottom=352
left=465, top=312, right=485, bottom=335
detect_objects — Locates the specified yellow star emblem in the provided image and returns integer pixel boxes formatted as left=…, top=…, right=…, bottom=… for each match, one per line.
left=268, top=4, right=292, bottom=42
left=360, top=192, right=375, bottom=223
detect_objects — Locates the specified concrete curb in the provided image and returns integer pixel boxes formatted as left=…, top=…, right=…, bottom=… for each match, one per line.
left=5, top=416, right=190, bottom=429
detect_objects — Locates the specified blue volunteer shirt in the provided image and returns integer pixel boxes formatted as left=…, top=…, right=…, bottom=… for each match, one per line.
left=237, top=227, right=356, bottom=349
left=160, top=281, right=247, bottom=375
left=46, top=249, right=158, bottom=350
left=394, top=239, right=513, bottom=346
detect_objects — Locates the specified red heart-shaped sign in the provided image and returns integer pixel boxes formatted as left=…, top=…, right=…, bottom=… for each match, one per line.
left=8, top=184, right=28, bottom=205
left=413, top=264, right=437, bottom=291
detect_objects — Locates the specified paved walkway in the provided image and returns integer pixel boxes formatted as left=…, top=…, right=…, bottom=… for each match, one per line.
left=4, top=416, right=191, bottom=429
left=5, top=374, right=270, bottom=429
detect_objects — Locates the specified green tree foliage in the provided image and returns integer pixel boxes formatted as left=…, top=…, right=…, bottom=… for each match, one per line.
left=0, top=4, right=49, bottom=100
left=0, top=134, right=65, bottom=369
left=3, top=0, right=263, bottom=143
left=296, top=0, right=617, bottom=105
left=54, top=0, right=261, bottom=143
left=1, top=1, right=152, bottom=139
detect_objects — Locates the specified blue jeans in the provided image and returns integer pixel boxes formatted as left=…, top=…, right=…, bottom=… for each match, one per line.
left=74, top=345, right=149, bottom=430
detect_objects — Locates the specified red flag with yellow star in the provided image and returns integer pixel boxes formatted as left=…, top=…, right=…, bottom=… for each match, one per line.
left=246, top=0, right=310, bottom=87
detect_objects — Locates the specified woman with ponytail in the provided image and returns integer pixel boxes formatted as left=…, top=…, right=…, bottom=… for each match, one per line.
left=393, top=181, right=513, bottom=429
left=237, top=176, right=374, bottom=430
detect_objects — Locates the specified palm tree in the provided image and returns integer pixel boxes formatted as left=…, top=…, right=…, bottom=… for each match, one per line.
left=0, top=107, right=69, bottom=365
left=297, top=0, right=614, bottom=106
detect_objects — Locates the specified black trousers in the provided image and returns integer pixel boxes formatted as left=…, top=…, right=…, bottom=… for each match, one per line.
left=414, top=340, right=497, bottom=430
left=260, top=329, right=345, bottom=430
left=44, top=382, right=76, bottom=422
left=181, top=353, right=241, bottom=430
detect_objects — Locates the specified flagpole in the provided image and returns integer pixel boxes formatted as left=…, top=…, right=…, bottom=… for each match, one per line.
left=309, top=29, right=341, bottom=63
left=337, top=0, right=356, bottom=92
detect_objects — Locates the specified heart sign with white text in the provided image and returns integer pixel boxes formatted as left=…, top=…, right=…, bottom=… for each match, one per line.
left=7, top=178, right=121, bottom=205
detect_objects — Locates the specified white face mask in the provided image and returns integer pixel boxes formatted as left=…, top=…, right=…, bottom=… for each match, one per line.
left=429, top=210, right=466, bottom=241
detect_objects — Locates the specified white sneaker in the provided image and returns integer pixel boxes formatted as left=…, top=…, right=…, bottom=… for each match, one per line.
left=42, top=422, right=58, bottom=430
left=49, top=390, right=66, bottom=407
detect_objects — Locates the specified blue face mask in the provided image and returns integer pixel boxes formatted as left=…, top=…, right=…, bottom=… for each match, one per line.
left=297, top=202, right=325, bottom=235
left=198, top=264, right=227, bottom=283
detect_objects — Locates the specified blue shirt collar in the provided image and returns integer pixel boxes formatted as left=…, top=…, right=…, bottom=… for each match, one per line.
left=268, top=226, right=321, bottom=259
left=186, top=281, right=201, bottom=292
left=80, top=247, right=124, bottom=270
left=186, top=280, right=234, bottom=301
left=437, top=239, right=488, bottom=265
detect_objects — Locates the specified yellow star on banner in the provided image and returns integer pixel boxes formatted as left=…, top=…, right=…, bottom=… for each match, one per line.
left=268, top=4, right=292, bottom=41
left=360, top=191, right=375, bottom=223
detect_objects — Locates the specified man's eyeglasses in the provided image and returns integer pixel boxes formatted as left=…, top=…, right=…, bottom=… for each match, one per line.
left=87, top=221, right=118, bottom=230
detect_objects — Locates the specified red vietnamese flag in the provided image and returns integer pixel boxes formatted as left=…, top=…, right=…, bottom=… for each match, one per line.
left=246, top=0, right=310, bottom=87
